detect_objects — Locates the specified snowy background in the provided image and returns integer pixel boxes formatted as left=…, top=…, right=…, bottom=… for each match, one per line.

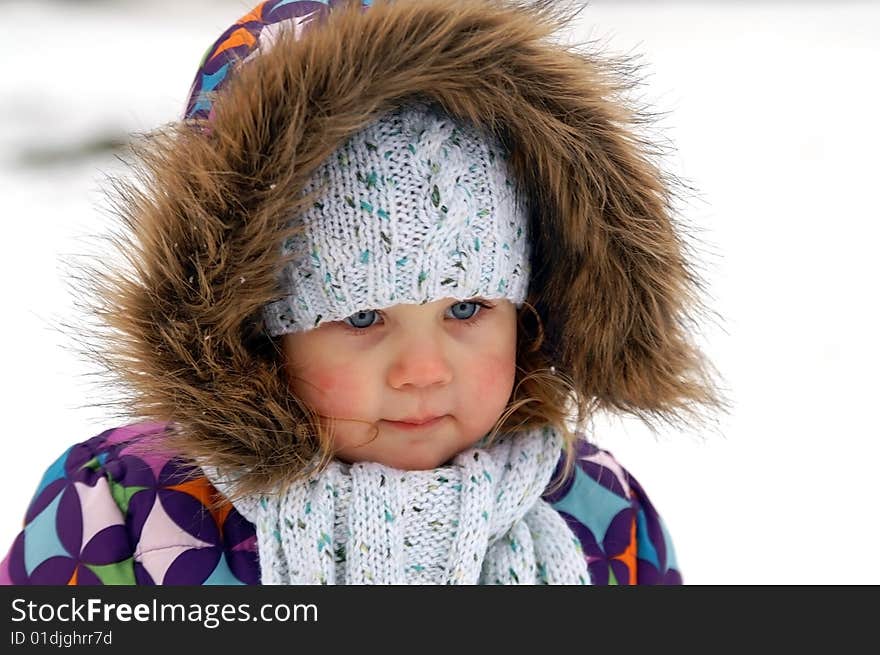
left=1, top=0, right=878, bottom=584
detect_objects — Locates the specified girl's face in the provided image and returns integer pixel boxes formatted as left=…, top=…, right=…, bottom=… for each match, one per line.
left=281, top=297, right=517, bottom=470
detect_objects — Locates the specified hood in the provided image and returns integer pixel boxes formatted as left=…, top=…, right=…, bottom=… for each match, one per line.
left=78, top=0, right=726, bottom=496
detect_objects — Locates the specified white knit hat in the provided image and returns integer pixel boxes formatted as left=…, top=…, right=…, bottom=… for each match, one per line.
left=263, top=100, right=532, bottom=336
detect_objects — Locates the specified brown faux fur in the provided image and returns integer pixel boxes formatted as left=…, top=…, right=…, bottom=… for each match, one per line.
left=71, top=0, right=729, bottom=498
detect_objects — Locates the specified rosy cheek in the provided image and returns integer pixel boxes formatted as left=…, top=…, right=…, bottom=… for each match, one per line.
left=471, top=353, right=516, bottom=400
left=296, top=366, right=363, bottom=414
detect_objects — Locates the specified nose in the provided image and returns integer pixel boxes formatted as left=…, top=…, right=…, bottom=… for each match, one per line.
left=387, top=332, right=454, bottom=390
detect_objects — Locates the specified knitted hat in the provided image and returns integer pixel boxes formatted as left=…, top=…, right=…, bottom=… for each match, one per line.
left=263, top=99, right=532, bottom=336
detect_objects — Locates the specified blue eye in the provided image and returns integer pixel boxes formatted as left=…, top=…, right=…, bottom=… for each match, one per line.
left=341, top=300, right=488, bottom=332
left=448, top=301, right=479, bottom=320
left=344, top=309, right=378, bottom=329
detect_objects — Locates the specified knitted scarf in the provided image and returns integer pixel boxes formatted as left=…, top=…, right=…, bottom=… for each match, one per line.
left=206, top=425, right=590, bottom=585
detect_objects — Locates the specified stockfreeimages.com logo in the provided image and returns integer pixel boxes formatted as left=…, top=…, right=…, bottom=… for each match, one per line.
left=11, top=598, right=318, bottom=630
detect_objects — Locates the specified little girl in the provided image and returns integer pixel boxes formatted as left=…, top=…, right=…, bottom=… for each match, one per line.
left=0, top=0, right=726, bottom=585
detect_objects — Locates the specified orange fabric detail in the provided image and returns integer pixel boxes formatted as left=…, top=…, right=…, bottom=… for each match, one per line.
left=167, top=477, right=233, bottom=532
left=212, top=27, right=257, bottom=61
left=167, top=478, right=215, bottom=511
left=212, top=499, right=233, bottom=532
left=611, top=517, right=639, bottom=585
left=236, top=2, right=267, bottom=27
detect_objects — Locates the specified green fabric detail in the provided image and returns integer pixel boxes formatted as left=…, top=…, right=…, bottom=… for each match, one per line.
left=84, top=558, right=136, bottom=585
left=608, top=566, right=619, bottom=586
left=107, top=482, right=147, bottom=516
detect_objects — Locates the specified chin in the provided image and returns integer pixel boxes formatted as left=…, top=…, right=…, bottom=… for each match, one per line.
left=384, top=451, right=450, bottom=471
left=387, top=440, right=467, bottom=470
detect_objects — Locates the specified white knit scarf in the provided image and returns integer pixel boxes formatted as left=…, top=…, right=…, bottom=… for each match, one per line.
left=206, top=425, right=590, bottom=585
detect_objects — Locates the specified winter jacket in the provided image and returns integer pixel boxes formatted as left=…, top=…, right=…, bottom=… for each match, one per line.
left=0, top=421, right=680, bottom=585
left=2, top=0, right=722, bottom=585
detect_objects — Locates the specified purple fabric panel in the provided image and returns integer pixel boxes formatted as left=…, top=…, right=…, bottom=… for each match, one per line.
left=0, top=551, right=11, bottom=584
left=629, top=471, right=672, bottom=575
left=164, top=548, right=221, bottom=585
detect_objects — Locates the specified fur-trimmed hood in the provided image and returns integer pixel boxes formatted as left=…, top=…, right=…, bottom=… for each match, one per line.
left=79, top=0, right=726, bottom=496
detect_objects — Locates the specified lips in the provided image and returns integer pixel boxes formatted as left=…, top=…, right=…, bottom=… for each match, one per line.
left=396, top=416, right=442, bottom=425
left=383, top=415, right=447, bottom=430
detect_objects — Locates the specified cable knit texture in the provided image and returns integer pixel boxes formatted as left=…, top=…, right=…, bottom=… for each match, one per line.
left=206, top=425, right=590, bottom=585
left=263, top=100, right=532, bottom=335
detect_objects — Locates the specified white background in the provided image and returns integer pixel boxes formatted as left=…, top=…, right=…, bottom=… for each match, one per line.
left=1, top=0, right=878, bottom=584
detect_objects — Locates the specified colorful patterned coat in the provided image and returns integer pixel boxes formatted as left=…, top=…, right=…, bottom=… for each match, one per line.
left=0, top=422, right=680, bottom=585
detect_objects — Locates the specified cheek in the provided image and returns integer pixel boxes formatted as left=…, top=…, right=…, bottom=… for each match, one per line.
left=463, top=315, right=517, bottom=403
left=474, top=353, right=511, bottom=384
left=467, top=350, right=517, bottom=404
left=291, top=363, right=368, bottom=415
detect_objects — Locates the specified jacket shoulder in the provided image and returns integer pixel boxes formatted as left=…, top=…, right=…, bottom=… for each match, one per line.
left=544, top=439, right=682, bottom=585
left=0, top=422, right=257, bottom=585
